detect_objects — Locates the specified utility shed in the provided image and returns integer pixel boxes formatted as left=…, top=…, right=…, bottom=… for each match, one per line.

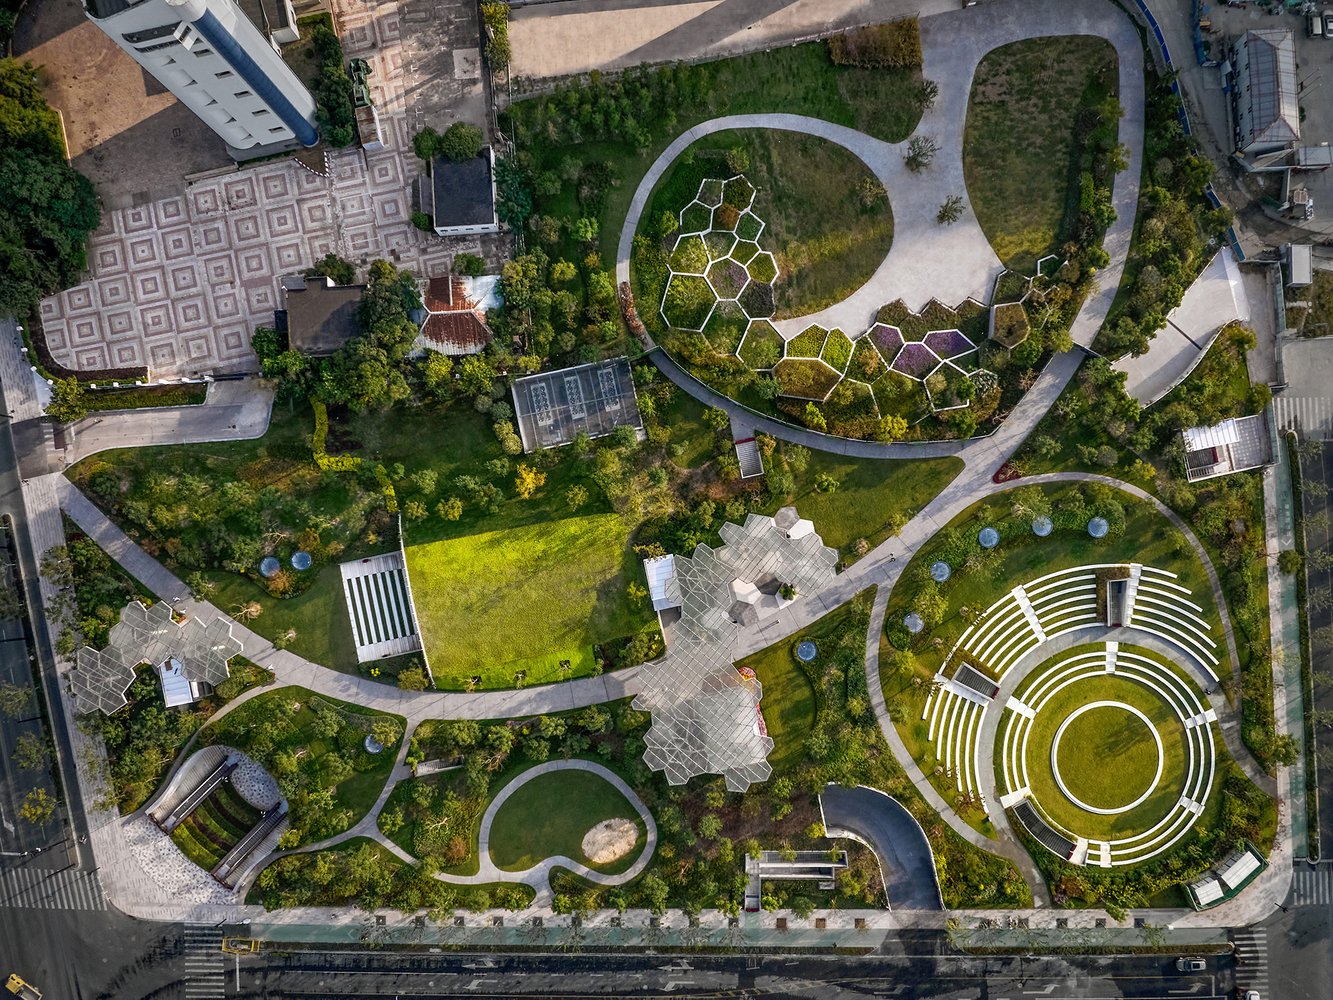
left=1286, top=243, right=1313, bottom=287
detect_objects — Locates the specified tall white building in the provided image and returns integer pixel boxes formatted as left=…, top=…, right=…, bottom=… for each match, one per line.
left=86, top=0, right=319, bottom=150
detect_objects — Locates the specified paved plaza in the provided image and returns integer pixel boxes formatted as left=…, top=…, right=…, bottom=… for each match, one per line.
left=35, top=0, right=496, bottom=380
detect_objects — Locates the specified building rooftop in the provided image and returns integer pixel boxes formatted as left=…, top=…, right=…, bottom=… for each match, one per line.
left=511, top=357, right=643, bottom=451
left=1181, top=413, right=1273, bottom=482
left=1238, top=29, right=1299, bottom=148
left=283, top=275, right=365, bottom=356
left=428, top=148, right=497, bottom=229
left=416, top=275, right=493, bottom=356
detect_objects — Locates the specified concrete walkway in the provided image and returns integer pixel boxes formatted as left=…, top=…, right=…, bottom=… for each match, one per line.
left=58, top=379, right=276, bottom=469
left=614, top=0, right=1144, bottom=346
left=431, top=759, right=658, bottom=904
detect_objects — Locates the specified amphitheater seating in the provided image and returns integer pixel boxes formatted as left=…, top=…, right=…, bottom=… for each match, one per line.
left=1124, top=567, right=1220, bottom=680
left=996, top=643, right=1216, bottom=867
left=921, top=684, right=988, bottom=804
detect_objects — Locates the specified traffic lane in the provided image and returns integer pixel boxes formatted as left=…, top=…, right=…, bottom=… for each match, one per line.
left=820, top=782, right=941, bottom=909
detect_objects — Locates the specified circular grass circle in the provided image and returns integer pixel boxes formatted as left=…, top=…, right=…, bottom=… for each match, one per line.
left=1051, top=702, right=1162, bottom=814
left=1018, top=672, right=1189, bottom=842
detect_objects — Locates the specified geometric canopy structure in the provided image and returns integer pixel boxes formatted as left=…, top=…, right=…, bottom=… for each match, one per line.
left=70, top=600, right=243, bottom=715
left=632, top=508, right=838, bottom=791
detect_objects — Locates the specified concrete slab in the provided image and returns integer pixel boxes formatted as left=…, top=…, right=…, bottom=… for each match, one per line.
left=1115, top=247, right=1248, bottom=406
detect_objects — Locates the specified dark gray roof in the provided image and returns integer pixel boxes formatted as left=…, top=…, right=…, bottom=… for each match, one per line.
left=284, top=276, right=366, bottom=356
left=236, top=0, right=291, bottom=36
left=1241, top=29, right=1299, bottom=147
left=511, top=357, right=643, bottom=451
left=430, top=148, right=496, bottom=228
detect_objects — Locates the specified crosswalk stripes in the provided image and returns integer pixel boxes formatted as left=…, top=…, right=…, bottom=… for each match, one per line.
left=182, top=925, right=225, bottom=1000
left=1232, top=928, right=1268, bottom=999
left=1272, top=396, right=1333, bottom=440
left=0, top=866, right=107, bottom=910
left=1292, top=864, right=1333, bottom=905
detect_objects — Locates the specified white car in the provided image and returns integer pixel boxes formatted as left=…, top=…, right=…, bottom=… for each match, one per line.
left=1243, top=992, right=1260, bottom=1000
left=1175, top=957, right=1206, bottom=972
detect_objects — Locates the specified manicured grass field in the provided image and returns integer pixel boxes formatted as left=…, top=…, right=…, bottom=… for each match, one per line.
left=963, top=36, right=1119, bottom=272
left=210, top=563, right=358, bottom=673
left=1053, top=705, right=1159, bottom=810
left=1020, top=672, right=1187, bottom=841
left=488, top=768, right=644, bottom=875
left=790, top=453, right=963, bottom=563
left=405, top=514, right=651, bottom=690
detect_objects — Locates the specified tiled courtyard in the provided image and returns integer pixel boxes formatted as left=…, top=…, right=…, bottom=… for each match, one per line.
left=38, top=0, right=496, bottom=379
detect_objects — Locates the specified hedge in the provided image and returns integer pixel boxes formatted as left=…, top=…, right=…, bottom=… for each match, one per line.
left=1288, top=431, right=1320, bottom=860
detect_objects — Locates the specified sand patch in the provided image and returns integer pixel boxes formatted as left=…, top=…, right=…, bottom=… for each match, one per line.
left=581, top=817, right=639, bottom=864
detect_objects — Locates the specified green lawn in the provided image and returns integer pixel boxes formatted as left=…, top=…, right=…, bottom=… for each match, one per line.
left=405, top=513, right=651, bottom=689
left=656, top=389, right=716, bottom=470
left=198, top=685, right=404, bottom=847
left=488, top=768, right=645, bottom=875
left=963, top=36, right=1119, bottom=272
left=786, top=451, right=963, bottom=563
left=210, top=563, right=358, bottom=672
left=1019, top=671, right=1188, bottom=841
left=1053, top=705, right=1158, bottom=810
left=640, top=128, right=894, bottom=321
left=731, top=614, right=825, bottom=773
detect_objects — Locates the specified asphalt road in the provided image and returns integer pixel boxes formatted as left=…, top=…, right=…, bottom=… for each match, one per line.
left=820, top=783, right=942, bottom=910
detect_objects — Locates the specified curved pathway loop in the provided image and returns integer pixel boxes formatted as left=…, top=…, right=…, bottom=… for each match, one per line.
left=431, top=760, right=658, bottom=904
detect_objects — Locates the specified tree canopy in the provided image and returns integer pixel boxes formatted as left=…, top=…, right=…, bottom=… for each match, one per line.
left=0, top=59, right=101, bottom=321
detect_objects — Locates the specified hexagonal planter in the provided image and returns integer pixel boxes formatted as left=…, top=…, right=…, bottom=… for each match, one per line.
left=786, top=324, right=827, bottom=359
left=923, top=361, right=977, bottom=413
left=923, top=328, right=974, bottom=359
left=890, top=342, right=940, bottom=380
left=723, top=176, right=755, bottom=210
left=739, top=281, right=775, bottom=318
left=735, top=212, right=763, bottom=243
left=713, top=202, right=740, bottom=231
left=680, top=201, right=712, bottom=234
left=731, top=241, right=760, bottom=265
left=990, top=302, right=1030, bottom=348
left=819, top=329, right=854, bottom=373
left=669, top=234, right=709, bottom=274
left=746, top=252, right=777, bottom=285
left=869, top=323, right=903, bottom=363
left=697, top=178, right=724, bottom=208
left=738, top=319, right=781, bottom=370
left=662, top=273, right=716, bottom=331
left=707, top=259, right=748, bottom=300
left=704, top=230, right=736, bottom=260
left=849, top=338, right=885, bottom=383
left=773, top=357, right=841, bottom=400
left=703, top=300, right=747, bottom=354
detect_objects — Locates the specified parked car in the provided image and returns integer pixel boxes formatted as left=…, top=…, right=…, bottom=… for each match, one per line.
left=1310, top=13, right=1324, bottom=37
left=1323, top=11, right=1333, bottom=36
left=1241, top=992, right=1260, bottom=1000
left=1176, top=957, right=1207, bottom=972
left=5, top=976, right=40, bottom=1000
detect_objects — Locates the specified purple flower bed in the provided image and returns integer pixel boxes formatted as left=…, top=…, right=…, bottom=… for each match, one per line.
left=870, top=323, right=903, bottom=360
left=924, top=328, right=973, bottom=359
left=890, top=342, right=939, bottom=379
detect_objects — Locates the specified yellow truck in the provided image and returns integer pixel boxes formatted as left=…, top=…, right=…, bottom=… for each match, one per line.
left=6, top=975, right=41, bottom=1000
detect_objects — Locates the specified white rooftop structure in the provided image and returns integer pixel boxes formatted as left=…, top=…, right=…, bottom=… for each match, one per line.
left=643, top=555, right=679, bottom=612
left=155, top=657, right=196, bottom=709
left=1188, top=874, right=1224, bottom=906
left=1181, top=413, right=1273, bottom=482
left=632, top=507, right=838, bottom=791
left=71, top=601, right=243, bottom=715
left=1217, top=849, right=1262, bottom=889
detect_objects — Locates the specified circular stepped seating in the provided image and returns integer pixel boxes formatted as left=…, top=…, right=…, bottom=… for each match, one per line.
left=997, top=644, right=1216, bottom=867
left=916, top=562, right=1220, bottom=828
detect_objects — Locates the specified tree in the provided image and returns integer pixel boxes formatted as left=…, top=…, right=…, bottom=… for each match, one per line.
left=551, top=259, right=577, bottom=283
left=397, top=666, right=428, bottom=691
left=305, top=253, right=356, bottom=286
left=437, top=497, right=463, bottom=521
left=440, top=121, right=484, bottom=162
left=371, top=718, right=402, bottom=749
left=14, top=732, right=47, bottom=771
left=627, top=582, right=648, bottom=609
left=876, top=414, right=908, bottom=442
left=567, top=485, right=588, bottom=509
left=703, top=407, right=731, bottom=431
left=1279, top=549, right=1303, bottom=575
left=698, top=813, right=723, bottom=840
left=403, top=499, right=428, bottom=521
left=611, top=424, right=638, bottom=449
left=45, top=378, right=87, bottom=424
left=571, top=217, right=599, bottom=243
left=19, top=788, right=54, bottom=825
left=815, top=473, right=839, bottom=494
left=0, top=681, right=30, bottom=718
left=937, top=195, right=964, bottom=225
left=456, top=355, right=497, bottom=397
left=905, top=134, right=939, bottom=172
left=422, top=351, right=453, bottom=399
left=514, top=465, right=547, bottom=499
left=803, top=403, right=827, bottom=432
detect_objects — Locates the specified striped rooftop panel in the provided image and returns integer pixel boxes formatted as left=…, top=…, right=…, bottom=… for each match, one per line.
left=339, top=552, right=423, bottom=663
